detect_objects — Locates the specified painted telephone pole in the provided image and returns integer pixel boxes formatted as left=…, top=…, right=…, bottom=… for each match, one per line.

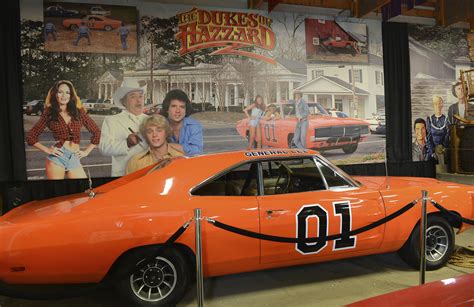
left=150, top=40, right=154, bottom=104
left=351, top=65, right=358, bottom=118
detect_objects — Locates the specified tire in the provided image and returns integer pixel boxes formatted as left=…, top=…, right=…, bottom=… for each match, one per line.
left=342, top=143, right=358, bottom=154
left=36, top=109, right=43, bottom=116
left=287, top=134, right=294, bottom=148
left=70, top=24, right=78, bottom=31
left=398, top=215, right=454, bottom=271
left=110, top=108, right=119, bottom=115
left=104, top=25, right=112, bottom=31
left=116, top=247, right=191, bottom=307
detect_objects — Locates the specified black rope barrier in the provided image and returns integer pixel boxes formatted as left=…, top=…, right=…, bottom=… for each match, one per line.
left=207, top=200, right=418, bottom=243
left=135, top=219, right=193, bottom=271
left=430, top=200, right=474, bottom=225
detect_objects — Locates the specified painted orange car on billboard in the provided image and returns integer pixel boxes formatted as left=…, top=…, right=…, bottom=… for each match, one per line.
left=0, top=150, right=472, bottom=306
left=236, top=102, right=370, bottom=153
left=62, top=15, right=122, bottom=31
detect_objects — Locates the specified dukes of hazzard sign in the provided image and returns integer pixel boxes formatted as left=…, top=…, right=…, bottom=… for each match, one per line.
left=176, top=8, right=277, bottom=65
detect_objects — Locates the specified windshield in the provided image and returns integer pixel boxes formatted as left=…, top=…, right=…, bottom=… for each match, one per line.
left=315, top=154, right=360, bottom=187
left=282, top=101, right=329, bottom=117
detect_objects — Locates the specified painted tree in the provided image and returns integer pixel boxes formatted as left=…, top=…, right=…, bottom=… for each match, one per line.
left=272, top=12, right=306, bottom=61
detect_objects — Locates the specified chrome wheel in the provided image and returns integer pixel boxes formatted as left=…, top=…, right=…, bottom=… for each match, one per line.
left=426, top=225, right=449, bottom=262
left=398, top=215, right=454, bottom=270
left=130, top=256, right=177, bottom=302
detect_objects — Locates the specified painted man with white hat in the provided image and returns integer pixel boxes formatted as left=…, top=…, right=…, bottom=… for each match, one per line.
left=99, top=86, right=149, bottom=176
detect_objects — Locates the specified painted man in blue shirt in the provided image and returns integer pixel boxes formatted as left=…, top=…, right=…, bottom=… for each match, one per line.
left=44, top=22, right=57, bottom=41
left=117, top=22, right=130, bottom=50
left=293, top=90, right=310, bottom=149
left=73, top=22, right=91, bottom=46
left=160, top=89, right=203, bottom=156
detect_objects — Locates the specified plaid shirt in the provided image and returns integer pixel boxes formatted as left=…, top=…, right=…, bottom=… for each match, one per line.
left=26, top=108, right=101, bottom=147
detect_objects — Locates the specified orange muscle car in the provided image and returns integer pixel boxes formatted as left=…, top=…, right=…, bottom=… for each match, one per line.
left=236, top=101, right=370, bottom=154
left=0, top=150, right=472, bottom=306
left=62, top=15, right=122, bottom=31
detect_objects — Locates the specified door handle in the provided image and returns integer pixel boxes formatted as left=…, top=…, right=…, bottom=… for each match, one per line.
left=266, top=209, right=286, bottom=215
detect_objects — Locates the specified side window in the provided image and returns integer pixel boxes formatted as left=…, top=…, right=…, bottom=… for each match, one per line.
left=193, top=163, right=258, bottom=196
left=261, top=158, right=326, bottom=195
left=315, top=159, right=353, bottom=189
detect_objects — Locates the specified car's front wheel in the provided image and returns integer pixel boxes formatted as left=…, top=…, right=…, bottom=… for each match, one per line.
left=104, top=25, right=112, bottom=31
left=116, top=248, right=191, bottom=306
left=287, top=133, right=294, bottom=148
left=398, top=215, right=454, bottom=270
left=342, top=143, right=358, bottom=154
left=69, top=24, right=78, bottom=31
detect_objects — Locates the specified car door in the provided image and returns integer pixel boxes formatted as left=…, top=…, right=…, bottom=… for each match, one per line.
left=189, top=161, right=261, bottom=276
left=260, top=118, right=281, bottom=147
left=258, top=156, right=385, bottom=264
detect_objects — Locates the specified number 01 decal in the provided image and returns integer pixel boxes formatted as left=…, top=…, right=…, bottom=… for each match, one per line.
left=295, top=201, right=356, bottom=255
left=263, top=123, right=277, bottom=143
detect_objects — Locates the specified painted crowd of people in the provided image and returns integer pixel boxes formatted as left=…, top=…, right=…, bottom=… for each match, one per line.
left=412, top=80, right=470, bottom=162
left=27, top=82, right=203, bottom=179
left=44, top=21, right=130, bottom=50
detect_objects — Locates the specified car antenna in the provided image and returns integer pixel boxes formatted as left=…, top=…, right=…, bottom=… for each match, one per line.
left=384, top=144, right=390, bottom=189
left=87, top=168, right=96, bottom=198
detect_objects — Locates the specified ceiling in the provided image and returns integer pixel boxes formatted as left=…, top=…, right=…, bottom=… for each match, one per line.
left=245, top=0, right=474, bottom=29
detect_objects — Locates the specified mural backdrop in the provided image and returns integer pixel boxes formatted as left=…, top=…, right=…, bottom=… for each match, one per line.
left=20, top=0, right=385, bottom=180
left=409, top=24, right=474, bottom=175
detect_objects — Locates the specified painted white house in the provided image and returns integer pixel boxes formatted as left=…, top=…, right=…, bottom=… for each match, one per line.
left=298, top=54, right=385, bottom=118
left=112, top=58, right=306, bottom=108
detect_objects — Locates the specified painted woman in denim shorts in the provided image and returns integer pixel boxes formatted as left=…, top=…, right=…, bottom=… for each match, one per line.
left=243, top=95, right=266, bottom=150
left=26, top=80, right=101, bottom=179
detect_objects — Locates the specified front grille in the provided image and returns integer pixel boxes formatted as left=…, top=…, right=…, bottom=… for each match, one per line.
left=315, top=125, right=369, bottom=138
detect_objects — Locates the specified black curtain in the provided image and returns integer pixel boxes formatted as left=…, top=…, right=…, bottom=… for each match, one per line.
left=382, top=22, right=413, bottom=162
left=0, top=0, right=26, bottom=182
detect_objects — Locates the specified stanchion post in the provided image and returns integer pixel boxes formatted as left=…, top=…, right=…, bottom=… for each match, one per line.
left=194, top=208, right=204, bottom=307
left=419, top=190, right=428, bottom=285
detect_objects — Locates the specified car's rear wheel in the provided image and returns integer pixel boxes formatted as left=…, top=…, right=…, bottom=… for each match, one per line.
left=104, top=25, right=112, bottom=31
left=36, top=109, right=43, bottom=116
left=398, top=215, right=454, bottom=271
left=70, top=24, right=78, bottom=31
left=342, top=143, right=358, bottom=154
left=116, top=247, right=191, bottom=306
left=287, top=133, right=294, bottom=148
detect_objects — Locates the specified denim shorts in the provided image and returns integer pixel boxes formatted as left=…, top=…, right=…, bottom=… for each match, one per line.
left=249, top=118, right=260, bottom=127
left=47, top=146, right=82, bottom=171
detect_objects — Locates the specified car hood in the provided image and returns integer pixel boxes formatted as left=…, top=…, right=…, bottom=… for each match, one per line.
left=0, top=193, right=90, bottom=224
left=311, top=115, right=368, bottom=126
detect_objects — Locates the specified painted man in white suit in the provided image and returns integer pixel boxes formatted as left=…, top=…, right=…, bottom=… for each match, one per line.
left=99, top=87, right=149, bottom=176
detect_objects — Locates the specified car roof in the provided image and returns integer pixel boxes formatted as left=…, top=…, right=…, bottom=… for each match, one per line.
left=176, top=149, right=319, bottom=174
left=168, top=149, right=319, bottom=186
